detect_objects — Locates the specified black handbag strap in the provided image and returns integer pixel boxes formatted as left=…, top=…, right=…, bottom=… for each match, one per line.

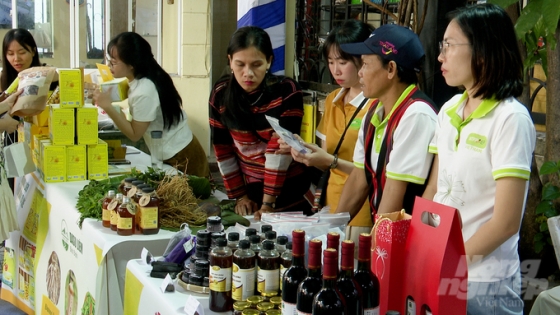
left=332, top=97, right=369, bottom=156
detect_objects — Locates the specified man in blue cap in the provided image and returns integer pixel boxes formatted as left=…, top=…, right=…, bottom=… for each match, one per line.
left=335, top=24, right=438, bottom=219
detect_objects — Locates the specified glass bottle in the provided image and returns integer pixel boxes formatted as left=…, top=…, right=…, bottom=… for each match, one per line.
left=296, top=239, right=323, bottom=315
left=117, top=196, right=135, bottom=236
left=260, top=225, right=273, bottom=241
left=233, top=240, right=256, bottom=302
left=150, top=130, right=164, bottom=170
left=281, top=242, right=292, bottom=272
left=102, top=190, right=116, bottom=228
left=207, top=216, right=223, bottom=233
left=326, top=232, right=340, bottom=267
left=228, top=232, right=240, bottom=251
left=262, top=230, right=277, bottom=246
left=245, top=228, right=257, bottom=240
left=109, top=193, right=124, bottom=231
left=209, top=238, right=233, bottom=312
left=281, top=230, right=307, bottom=315
left=354, top=233, right=380, bottom=315
left=250, top=234, right=263, bottom=295
left=137, top=187, right=160, bottom=235
left=133, top=184, right=150, bottom=232
left=337, top=240, right=361, bottom=315
left=311, top=248, right=344, bottom=315
left=128, top=180, right=145, bottom=199
left=276, top=236, right=288, bottom=255
left=121, top=177, right=137, bottom=196
left=257, top=240, right=279, bottom=294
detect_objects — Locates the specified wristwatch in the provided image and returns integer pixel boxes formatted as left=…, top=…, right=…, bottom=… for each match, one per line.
left=330, top=154, right=339, bottom=169
left=262, top=201, right=276, bottom=209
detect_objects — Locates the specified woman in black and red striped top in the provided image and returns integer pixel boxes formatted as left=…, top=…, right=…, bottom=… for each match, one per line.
left=209, top=26, right=311, bottom=219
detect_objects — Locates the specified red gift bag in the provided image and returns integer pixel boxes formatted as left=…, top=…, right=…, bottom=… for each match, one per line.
left=401, top=197, right=467, bottom=315
left=370, top=209, right=412, bottom=315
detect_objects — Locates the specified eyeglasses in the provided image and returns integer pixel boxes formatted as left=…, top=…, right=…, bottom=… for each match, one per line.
left=106, top=57, right=120, bottom=67
left=439, top=41, right=470, bottom=56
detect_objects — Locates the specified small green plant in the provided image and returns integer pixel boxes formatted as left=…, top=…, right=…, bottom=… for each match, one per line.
left=535, top=160, right=560, bottom=253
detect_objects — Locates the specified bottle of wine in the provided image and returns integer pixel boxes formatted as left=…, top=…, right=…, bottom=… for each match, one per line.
left=296, top=239, right=322, bottom=315
left=311, top=248, right=344, bottom=315
left=354, top=233, right=380, bottom=315
left=337, top=240, right=361, bottom=315
left=281, top=230, right=307, bottom=315
left=326, top=232, right=340, bottom=266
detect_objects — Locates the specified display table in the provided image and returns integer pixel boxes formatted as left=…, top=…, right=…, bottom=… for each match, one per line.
left=0, top=147, right=216, bottom=315
left=124, top=259, right=222, bottom=315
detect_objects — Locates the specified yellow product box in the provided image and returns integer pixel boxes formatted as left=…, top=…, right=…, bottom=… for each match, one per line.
left=76, top=105, right=98, bottom=145
left=16, top=123, right=25, bottom=144
left=49, top=104, right=75, bottom=145
left=59, top=68, right=84, bottom=108
left=32, top=105, right=50, bottom=127
left=100, top=78, right=129, bottom=102
left=87, top=139, right=108, bottom=180
left=66, top=145, right=87, bottom=181
left=32, top=133, right=49, bottom=152
left=40, top=143, right=66, bottom=183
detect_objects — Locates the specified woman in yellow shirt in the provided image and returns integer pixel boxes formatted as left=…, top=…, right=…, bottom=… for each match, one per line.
left=279, top=20, right=375, bottom=243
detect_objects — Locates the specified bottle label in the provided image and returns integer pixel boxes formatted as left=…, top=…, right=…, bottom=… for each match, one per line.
left=127, top=187, right=137, bottom=198
left=209, top=266, right=232, bottom=292
left=108, top=199, right=118, bottom=210
left=279, top=265, right=286, bottom=290
left=140, top=207, right=158, bottom=229
left=232, top=263, right=255, bottom=301
left=139, top=195, right=150, bottom=207
left=110, top=209, right=118, bottom=225
left=257, top=267, right=279, bottom=293
left=364, top=307, right=379, bottom=315
left=102, top=208, right=110, bottom=221
left=281, top=301, right=297, bottom=315
left=117, top=216, right=132, bottom=229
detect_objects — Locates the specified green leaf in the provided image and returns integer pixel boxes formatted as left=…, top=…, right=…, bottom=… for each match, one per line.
left=542, top=184, right=560, bottom=200
left=542, top=0, right=560, bottom=45
left=540, top=221, right=549, bottom=232
left=534, top=233, right=544, bottom=242
left=536, top=200, right=553, bottom=214
left=540, top=161, right=559, bottom=175
left=545, top=208, right=559, bottom=218
left=535, top=240, right=545, bottom=253
left=516, top=7, right=543, bottom=39
left=488, top=0, right=521, bottom=9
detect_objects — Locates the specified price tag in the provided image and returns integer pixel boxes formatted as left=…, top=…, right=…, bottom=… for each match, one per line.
left=183, top=238, right=194, bottom=254
left=184, top=294, right=204, bottom=315
left=160, top=274, right=173, bottom=293
left=140, top=248, right=153, bottom=265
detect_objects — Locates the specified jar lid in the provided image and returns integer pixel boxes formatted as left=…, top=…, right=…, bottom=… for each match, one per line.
left=141, top=187, right=155, bottom=193
left=256, top=302, right=274, bottom=311
left=242, top=309, right=260, bottom=315
left=261, top=290, right=278, bottom=298
left=269, top=296, right=282, bottom=305
left=233, top=301, right=251, bottom=311
left=247, top=295, right=265, bottom=305
left=266, top=310, right=281, bottom=315
left=207, top=216, right=221, bottom=225
left=124, top=177, right=137, bottom=183
left=131, top=180, right=144, bottom=186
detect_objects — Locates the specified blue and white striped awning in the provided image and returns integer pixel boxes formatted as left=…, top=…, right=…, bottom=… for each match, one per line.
left=237, top=0, right=286, bottom=75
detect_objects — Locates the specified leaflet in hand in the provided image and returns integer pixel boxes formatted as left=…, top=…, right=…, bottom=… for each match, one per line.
left=265, top=115, right=309, bottom=154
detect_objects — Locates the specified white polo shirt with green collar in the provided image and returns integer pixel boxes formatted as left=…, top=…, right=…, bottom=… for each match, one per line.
left=353, top=85, right=437, bottom=206
left=429, top=92, right=536, bottom=282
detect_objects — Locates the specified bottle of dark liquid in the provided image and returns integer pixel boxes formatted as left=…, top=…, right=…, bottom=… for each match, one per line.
left=263, top=230, right=277, bottom=245
left=258, top=240, right=279, bottom=294
left=281, top=230, right=307, bottom=315
left=260, top=224, right=273, bottom=241
left=228, top=232, right=240, bottom=251
left=120, top=177, right=137, bottom=195
left=296, top=239, right=323, bottom=315
left=276, top=235, right=288, bottom=255
left=133, top=184, right=150, bottom=232
left=354, top=233, right=379, bottom=315
left=110, top=193, right=124, bottom=231
left=137, top=187, right=160, bottom=235
left=128, top=180, right=145, bottom=198
left=338, top=240, right=361, bottom=315
left=250, top=234, right=263, bottom=295
left=327, top=232, right=340, bottom=266
left=209, top=238, right=233, bottom=312
left=117, top=196, right=135, bottom=236
left=102, top=190, right=116, bottom=228
left=311, top=248, right=344, bottom=315
left=233, top=240, right=255, bottom=302
left=279, top=241, right=292, bottom=292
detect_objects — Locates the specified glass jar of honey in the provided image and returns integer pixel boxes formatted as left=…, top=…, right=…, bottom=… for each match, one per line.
left=137, top=187, right=160, bottom=235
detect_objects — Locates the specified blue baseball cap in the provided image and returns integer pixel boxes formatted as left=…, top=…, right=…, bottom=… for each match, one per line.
left=340, top=24, right=425, bottom=73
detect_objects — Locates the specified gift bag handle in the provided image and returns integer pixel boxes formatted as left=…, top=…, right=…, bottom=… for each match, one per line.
left=411, top=197, right=459, bottom=234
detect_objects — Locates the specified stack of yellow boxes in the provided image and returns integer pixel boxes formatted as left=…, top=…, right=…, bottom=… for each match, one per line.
left=31, top=68, right=109, bottom=183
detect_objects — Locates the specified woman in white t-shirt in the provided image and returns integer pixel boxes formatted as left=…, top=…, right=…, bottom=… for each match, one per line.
left=423, top=4, right=535, bottom=314
left=93, top=32, right=209, bottom=177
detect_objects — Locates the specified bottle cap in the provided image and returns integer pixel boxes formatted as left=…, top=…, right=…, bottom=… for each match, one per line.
left=308, top=239, right=322, bottom=268
left=276, top=235, right=288, bottom=245
left=215, top=238, right=227, bottom=247
left=124, top=177, right=137, bottom=183
left=131, top=180, right=144, bottom=186
left=141, top=187, right=155, bottom=194
left=261, top=224, right=272, bottom=233
left=341, top=240, right=355, bottom=269
left=151, top=130, right=163, bottom=139
left=207, top=216, right=221, bottom=225
left=228, top=232, right=240, bottom=241
left=107, top=190, right=116, bottom=196
left=245, top=228, right=257, bottom=237
left=250, top=235, right=261, bottom=244
left=238, top=239, right=250, bottom=249
left=323, top=248, right=338, bottom=279
left=359, top=233, right=372, bottom=261
left=292, top=229, right=305, bottom=256
left=122, top=196, right=131, bottom=204
left=265, top=230, right=277, bottom=240
left=262, top=240, right=275, bottom=250
left=327, top=232, right=340, bottom=251
left=286, top=242, right=292, bottom=250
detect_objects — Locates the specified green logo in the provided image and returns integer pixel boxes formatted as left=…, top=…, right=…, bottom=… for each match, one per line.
left=350, top=118, right=362, bottom=130
left=61, top=220, right=69, bottom=251
left=466, top=133, right=487, bottom=149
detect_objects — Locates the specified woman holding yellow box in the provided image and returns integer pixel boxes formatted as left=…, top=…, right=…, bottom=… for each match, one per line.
left=93, top=32, right=209, bottom=177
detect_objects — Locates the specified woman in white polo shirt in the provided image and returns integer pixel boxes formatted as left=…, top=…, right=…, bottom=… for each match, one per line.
left=93, top=32, right=209, bottom=177
left=423, top=4, right=535, bottom=314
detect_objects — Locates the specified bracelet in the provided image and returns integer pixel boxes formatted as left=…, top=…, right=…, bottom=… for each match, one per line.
left=329, top=154, right=339, bottom=169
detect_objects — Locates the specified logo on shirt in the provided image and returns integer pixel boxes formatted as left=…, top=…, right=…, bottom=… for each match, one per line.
left=465, top=133, right=487, bottom=152
left=350, top=118, right=362, bottom=130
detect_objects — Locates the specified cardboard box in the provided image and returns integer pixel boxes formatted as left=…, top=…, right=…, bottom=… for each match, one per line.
left=32, top=133, right=49, bottom=152
left=33, top=105, right=50, bottom=127
left=100, top=78, right=129, bottom=102
left=49, top=104, right=75, bottom=145
left=59, top=69, right=84, bottom=107
left=87, top=139, right=108, bottom=180
left=66, top=145, right=87, bottom=181
left=40, top=142, right=66, bottom=183
left=76, top=105, right=98, bottom=145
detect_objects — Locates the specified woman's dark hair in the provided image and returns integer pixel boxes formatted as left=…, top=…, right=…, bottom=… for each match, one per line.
left=379, top=55, right=423, bottom=85
left=449, top=3, right=523, bottom=100
left=108, top=32, right=183, bottom=130
left=322, top=20, right=375, bottom=69
left=1, top=28, right=42, bottom=91
left=219, top=26, right=275, bottom=130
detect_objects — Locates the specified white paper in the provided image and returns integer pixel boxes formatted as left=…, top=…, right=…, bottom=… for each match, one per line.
left=160, top=274, right=173, bottom=293
left=184, top=294, right=204, bottom=315
left=183, top=238, right=194, bottom=254
left=265, top=115, right=309, bottom=154
left=140, top=248, right=152, bottom=265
